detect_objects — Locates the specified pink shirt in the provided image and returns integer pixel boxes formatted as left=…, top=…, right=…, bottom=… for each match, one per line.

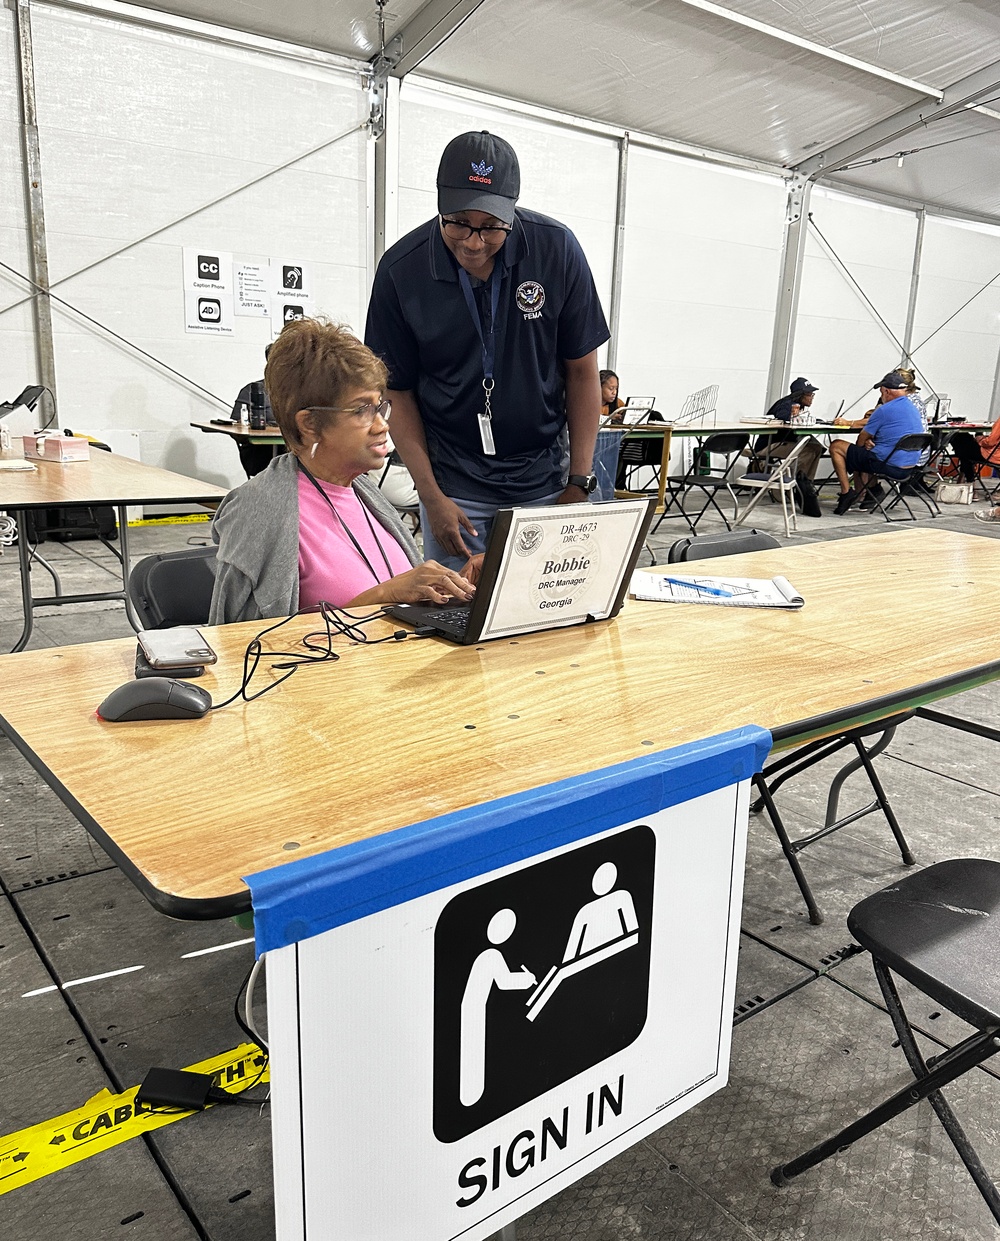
left=297, top=471, right=412, bottom=610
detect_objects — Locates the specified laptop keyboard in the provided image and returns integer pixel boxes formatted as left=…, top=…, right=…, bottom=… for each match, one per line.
left=424, top=607, right=470, bottom=633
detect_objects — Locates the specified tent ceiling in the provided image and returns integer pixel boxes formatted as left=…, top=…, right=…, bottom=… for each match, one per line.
left=120, top=0, right=428, bottom=58
left=101, top=0, right=1000, bottom=220
left=827, top=111, right=1000, bottom=221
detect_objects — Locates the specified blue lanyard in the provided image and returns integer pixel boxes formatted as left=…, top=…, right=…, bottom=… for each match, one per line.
left=458, top=264, right=502, bottom=383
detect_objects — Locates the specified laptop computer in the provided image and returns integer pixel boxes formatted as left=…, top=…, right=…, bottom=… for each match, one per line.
left=389, top=497, right=655, bottom=644
left=620, top=397, right=656, bottom=426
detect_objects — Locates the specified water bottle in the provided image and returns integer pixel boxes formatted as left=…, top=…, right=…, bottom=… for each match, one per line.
left=249, top=383, right=267, bottom=430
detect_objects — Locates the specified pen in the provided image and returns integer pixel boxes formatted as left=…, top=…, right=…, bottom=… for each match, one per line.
left=664, top=576, right=734, bottom=598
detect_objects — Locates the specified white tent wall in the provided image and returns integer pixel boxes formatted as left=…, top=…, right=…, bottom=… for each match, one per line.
left=3, top=4, right=998, bottom=499
left=12, top=3, right=369, bottom=489
left=792, top=188, right=917, bottom=420
left=396, top=80, right=619, bottom=345
left=614, top=148, right=786, bottom=420
left=908, top=216, right=1000, bottom=422
left=0, top=7, right=40, bottom=440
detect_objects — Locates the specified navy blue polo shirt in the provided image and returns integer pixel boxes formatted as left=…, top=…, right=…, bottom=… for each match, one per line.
left=364, top=208, right=609, bottom=503
left=765, top=396, right=794, bottom=423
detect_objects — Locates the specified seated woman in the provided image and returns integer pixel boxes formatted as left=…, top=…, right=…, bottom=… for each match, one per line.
left=600, top=370, right=626, bottom=424
left=950, top=415, right=1000, bottom=484
left=593, top=369, right=626, bottom=501
left=209, top=318, right=477, bottom=624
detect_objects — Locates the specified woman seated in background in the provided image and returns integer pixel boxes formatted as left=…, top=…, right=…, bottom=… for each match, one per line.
left=950, top=415, right=1000, bottom=486
left=600, top=370, right=626, bottom=423
left=209, top=318, right=477, bottom=624
left=593, top=369, right=626, bottom=501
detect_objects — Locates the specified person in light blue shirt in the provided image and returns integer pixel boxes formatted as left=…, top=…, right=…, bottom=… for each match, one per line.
left=829, top=372, right=924, bottom=514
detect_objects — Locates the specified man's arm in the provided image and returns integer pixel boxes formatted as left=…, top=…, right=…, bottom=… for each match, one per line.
left=558, top=350, right=601, bottom=504
left=387, top=388, right=479, bottom=559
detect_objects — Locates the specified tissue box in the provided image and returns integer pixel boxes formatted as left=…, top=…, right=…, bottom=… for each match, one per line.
left=22, top=434, right=91, bottom=462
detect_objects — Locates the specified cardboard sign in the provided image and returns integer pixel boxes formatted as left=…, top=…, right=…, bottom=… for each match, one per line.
left=257, top=729, right=766, bottom=1241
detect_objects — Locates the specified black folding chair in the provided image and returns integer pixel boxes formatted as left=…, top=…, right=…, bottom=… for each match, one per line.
left=128, top=546, right=218, bottom=628
left=666, top=528, right=780, bottom=562
left=772, top=858, right=1000, bottom=1227
left=669, top=530, right=916, bottom=924
left=864, top=433, right=940, bottom=522
left=752, top=715, right=916, bottom=924
left=663, top=432, right=750, bottom=534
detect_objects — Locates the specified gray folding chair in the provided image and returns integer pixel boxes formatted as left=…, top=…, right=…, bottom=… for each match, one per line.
left=732, top=437, right=809, bottom=537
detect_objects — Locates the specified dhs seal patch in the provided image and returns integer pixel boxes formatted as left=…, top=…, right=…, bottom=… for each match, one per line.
left=515, top=524, right=544, bottom=556
left=516, top=281, right=545, bottom=319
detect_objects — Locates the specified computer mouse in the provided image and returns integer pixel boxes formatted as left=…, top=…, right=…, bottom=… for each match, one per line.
left=97, top=677, right=212, bottom=722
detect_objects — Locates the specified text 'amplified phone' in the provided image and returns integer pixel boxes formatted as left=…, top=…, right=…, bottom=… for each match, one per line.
left=137, top=627, right=217, bottom=670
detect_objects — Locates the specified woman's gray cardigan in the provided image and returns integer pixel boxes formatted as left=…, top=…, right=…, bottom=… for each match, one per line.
left=208, top=452, right=421, bottom=625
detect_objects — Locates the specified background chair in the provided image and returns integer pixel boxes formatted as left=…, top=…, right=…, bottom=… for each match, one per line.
left=128, top=545, right=218, bottom=628
left=733, top=437, right=809, bottom=538
left=666, top=528, right=915, bottom=924
left=772, top=858, right=1000, bottom=1226
left=667, top=529, right=780, bottom=562
left=373, top=451, right=420, bottom=533
left=664, top=432, right=750, bottom=534
left=865, top=433, right=940, bottom=521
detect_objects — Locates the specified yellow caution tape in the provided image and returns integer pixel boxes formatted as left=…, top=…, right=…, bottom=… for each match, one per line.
left=126, top=513, right=214, bottom=526
left=0, top=1042, right=268, bottom=1196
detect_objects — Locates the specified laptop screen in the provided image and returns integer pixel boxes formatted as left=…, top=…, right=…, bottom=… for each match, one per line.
left=476, top=499, right=654, bottom=641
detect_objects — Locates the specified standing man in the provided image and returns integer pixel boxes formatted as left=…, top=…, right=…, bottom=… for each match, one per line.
left=829, top=372, right=924, bottom=514
left=365, top=131, right=608, bottom=567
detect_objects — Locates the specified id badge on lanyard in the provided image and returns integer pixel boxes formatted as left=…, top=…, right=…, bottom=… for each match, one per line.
left=459, top=265, right=502, bottom=457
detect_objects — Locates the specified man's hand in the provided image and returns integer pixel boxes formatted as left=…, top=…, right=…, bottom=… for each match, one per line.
left=459, top=553, right=485, bottom=585
left=382, top=561, right=476, bottom=606
left=423, top=493, right=479, bottom=559
left=556, top=485, right=590, bottom=505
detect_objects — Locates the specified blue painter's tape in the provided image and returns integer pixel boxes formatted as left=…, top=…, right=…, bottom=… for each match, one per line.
left=246, top=725, right=770, bottom=954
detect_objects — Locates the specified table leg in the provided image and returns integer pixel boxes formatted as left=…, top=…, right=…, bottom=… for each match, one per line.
left=916, top=707, right=1000, bottom=745
left=12, top=508, right=35, bottom=652
left=656, top=427, right=673, bottom=514
left=28, top=543, right=63, bottom=594
left=116, top=505, right=141, bottom=633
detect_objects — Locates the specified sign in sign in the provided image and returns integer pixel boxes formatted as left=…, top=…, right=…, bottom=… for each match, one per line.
left=255, top=728, right=768, bottom=1241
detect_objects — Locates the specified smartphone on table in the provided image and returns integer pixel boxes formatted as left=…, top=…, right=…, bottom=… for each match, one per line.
left=137, top=627, right=217, bottom=670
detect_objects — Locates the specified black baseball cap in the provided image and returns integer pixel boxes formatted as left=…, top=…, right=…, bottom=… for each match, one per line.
left=874, top=371, right=907, bottom=390
left=437, top=131, right=520, bottom=225
left=789, top=377, right=818, bottom=395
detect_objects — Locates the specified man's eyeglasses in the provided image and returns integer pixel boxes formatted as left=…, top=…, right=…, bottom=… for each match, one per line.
left=441, top=218, right=512, bottom=244
left=307, top=399, right=391, bottom=427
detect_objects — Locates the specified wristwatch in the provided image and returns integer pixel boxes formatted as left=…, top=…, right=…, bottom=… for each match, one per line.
left=567, top=473, right=598, bottom=494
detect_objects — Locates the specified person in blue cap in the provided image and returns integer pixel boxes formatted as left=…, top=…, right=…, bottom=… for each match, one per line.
left=828, top=371, right=924, bottom=514
left=365, top=130, right=609, bottom=568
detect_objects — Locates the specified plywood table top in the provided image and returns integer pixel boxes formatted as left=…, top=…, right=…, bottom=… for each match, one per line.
left=190, top=421, right=284, bottom=441
left=0, top=528, right=996, bottom=917
left=0, top=440, right=228, bottom=508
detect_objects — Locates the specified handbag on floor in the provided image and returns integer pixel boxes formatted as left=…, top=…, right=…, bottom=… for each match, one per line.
left=935, top=480, right=973, bottom=504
